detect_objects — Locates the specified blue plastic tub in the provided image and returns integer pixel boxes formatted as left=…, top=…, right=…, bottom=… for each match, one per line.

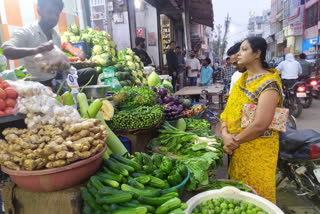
left=119, top=137, right=131, bottom=154
left=71, top=42, right=92, bottom=58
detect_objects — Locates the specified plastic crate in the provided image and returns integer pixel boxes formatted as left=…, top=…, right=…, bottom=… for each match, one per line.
left=119, top=137, right=131, bottom=154
left=71, top=42, right=92, bottom=58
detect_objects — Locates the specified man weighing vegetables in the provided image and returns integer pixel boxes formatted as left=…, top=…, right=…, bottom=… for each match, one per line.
left=1, top=0, right=98, bottom=92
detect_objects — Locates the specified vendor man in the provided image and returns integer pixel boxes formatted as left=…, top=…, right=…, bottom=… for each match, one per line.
left=1, top=0, right=98, bottom=92
left=132, top=37, right=152, bottom=66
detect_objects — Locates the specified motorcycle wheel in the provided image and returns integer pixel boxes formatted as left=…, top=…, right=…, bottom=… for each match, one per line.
left=303, top=96, right=313, bottom=108
left=289, top=96, right=303, bottom=118
left=287, top=114, right=297, bottom=129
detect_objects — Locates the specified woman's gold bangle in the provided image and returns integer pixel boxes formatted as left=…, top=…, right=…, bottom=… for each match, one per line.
left=220, top=125, right=227, bottom=133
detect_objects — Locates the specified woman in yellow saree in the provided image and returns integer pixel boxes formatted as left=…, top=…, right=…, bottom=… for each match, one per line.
left=220, top=37, right=282, bottom=204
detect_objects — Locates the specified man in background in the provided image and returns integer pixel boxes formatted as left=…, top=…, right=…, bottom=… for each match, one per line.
left=176, top=46, right=185, bottom=90
left=221, top=57, right=236, bottom=93
left=166, top=41, right=178, bottom=92
left=132, top=37, right=152, bottom=66
left=299, top=53, right=312, bottom=80
left=276, top=53, right=302, bottom=89
left=186, top=50, right=201, bottom=87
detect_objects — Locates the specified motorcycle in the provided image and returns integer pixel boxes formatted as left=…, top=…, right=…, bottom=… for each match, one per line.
left=306, top=78, right=320, bottom=100
left=277, top=125, right=320, bottom=198
left=297, top=82, right=313, bottom=109
left=283, top=81, right=304, bottom=118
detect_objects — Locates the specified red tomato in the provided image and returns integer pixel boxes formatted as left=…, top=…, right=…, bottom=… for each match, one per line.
left=1, top=81, right=10, bottom=89
left=0, top=111, right=5, bottom=116
left=0, top=77, right=2, bottom=84
left=0, top=88, right=6, bottom=100
left=0, top=99, right=5, bottom=110
left=4, top=107, right=13, bottom=115
left=4, top=87, right=17, bottom=99
left=5, top=98, right=17, bottom=107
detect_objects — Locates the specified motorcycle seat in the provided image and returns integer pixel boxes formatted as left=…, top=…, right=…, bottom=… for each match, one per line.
left=279, top=126, right=320, bottom=154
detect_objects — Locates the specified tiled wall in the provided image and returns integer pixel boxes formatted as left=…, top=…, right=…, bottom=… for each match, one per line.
left=0, top=0, right=81, bottom=69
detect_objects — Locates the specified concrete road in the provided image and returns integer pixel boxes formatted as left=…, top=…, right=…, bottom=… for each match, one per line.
left=296, top=99, right=320, bottom=132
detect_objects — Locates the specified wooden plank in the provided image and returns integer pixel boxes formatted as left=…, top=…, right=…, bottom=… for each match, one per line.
left=175, top=85, right=224, bottom=96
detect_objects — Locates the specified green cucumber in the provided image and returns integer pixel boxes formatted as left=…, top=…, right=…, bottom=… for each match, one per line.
left=121, top=202, right=155, bottom=213
left=96, top=192, right=132, bottom=204
left=96, top=171, right=122, bottom=183
left=162, top=188, right=178, bottom=195
left=97, top=177, right=119, bottom=188
left=102, top=167, right=123, bottom=182
left=121, top=184, right=161, bottom=198
left=80, top=187, right=102, bottom=211
left=103, top=159, right=129, bottom=176
left=168, top=208, right=185, bottom=214
left=155, top=197, right=181, bottom=214
left=82, top=202, right=93, bottom=214
left=137, top=195, right=176, bottom=206
left=88, top=99, right=103, bottom=118
left=135, top=175, right=150, bottom=184
left=110, top=154, right=142, bottom=170
left=90, top=176, right=105, bottom=190
left=111, top=158, right=135, bottom=173
left=180, top=202, right=188, bottom=210
left=98, top=187, right=123, bottom=195
left=161, top=192, right=179, bottom=197
left=102, top=205, right=112, bottom=212
left=148, top=176, right=166, bottom=189
left=110, top=204, right=129, bottom=211
left=128, top=177, right=145, bottom=189
left=87, top=182, right=98, bottom=197
left=131, top=172, right=146, bottom=178
left=111, top=207, right=147, bottom=214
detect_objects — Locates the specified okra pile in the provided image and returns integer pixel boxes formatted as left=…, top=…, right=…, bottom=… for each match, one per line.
left=107, top=105, right=164, bottom=130
left=192, top=198, right=268, bottom=214
left=81, top=152, right=189, bottom=214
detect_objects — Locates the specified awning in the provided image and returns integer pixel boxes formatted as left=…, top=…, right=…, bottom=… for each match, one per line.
left=189, top=0, right=213, bottom=28
left=145, top=0, right=213, bottom=28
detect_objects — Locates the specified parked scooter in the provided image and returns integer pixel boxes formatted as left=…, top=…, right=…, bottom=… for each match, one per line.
left=277, top=125, right=320, bottom=198
left=283, top=81, right=304, bottom=118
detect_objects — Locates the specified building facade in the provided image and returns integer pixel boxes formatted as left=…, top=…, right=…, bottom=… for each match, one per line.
left=302, top=0, right=319, bottom=53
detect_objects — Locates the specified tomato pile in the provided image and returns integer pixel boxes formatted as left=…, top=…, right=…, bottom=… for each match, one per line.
left=0, top=78, right=18, bottom=116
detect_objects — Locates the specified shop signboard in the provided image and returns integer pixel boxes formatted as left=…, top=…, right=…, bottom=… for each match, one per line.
left=148, top=32, right=156, bottom=46
left=276, top=31, right=284, bottom=44
left=290, top=22, right=303, bottom=35
left=136, top=28, right=146, bottom=38
left=302, top=36, right=319, bottom=52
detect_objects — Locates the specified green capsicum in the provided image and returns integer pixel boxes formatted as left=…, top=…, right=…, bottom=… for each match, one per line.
left=167, top=171, right=182, bottom=186
left=63, top=84, right=74, bottom=106
left=160, top=156, right=172, bottom=174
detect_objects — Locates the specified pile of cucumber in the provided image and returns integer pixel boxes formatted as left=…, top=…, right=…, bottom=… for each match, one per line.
left=81, top=153, right=189, bottom=214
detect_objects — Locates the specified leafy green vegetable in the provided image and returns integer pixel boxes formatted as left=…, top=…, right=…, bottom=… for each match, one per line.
left=149, top=122, right=224, bottom=191
left=113, top=86, right=157, bottom=107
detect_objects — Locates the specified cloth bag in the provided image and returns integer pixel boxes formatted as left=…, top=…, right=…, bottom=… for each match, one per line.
left=241, top=103, right=289, bottom=133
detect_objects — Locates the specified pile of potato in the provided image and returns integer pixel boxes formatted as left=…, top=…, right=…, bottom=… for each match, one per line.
left=0, top=119, right=108, bottom=171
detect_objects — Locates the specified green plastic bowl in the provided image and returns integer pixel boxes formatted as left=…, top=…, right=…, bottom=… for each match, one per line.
left=163, top=167, right=190, bottom=196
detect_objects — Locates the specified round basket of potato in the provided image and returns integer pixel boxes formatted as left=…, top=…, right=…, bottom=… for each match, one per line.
left=0, top=119, right=108, bottom=192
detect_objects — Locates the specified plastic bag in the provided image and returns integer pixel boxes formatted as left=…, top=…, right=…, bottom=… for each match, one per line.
left=34, top=44, right=70, bottom=73
left=0, top=70, right=18, bottom=81
left=103, top=67, right=115, bottom=79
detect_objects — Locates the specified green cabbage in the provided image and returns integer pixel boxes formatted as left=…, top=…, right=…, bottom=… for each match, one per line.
left=147, top=72, right=161, bottom=87
left=93, top=45, right=103, bottom=55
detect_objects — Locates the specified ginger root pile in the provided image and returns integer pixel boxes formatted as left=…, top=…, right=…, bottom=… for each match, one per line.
left=0, top=119, right=108, bottom=171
